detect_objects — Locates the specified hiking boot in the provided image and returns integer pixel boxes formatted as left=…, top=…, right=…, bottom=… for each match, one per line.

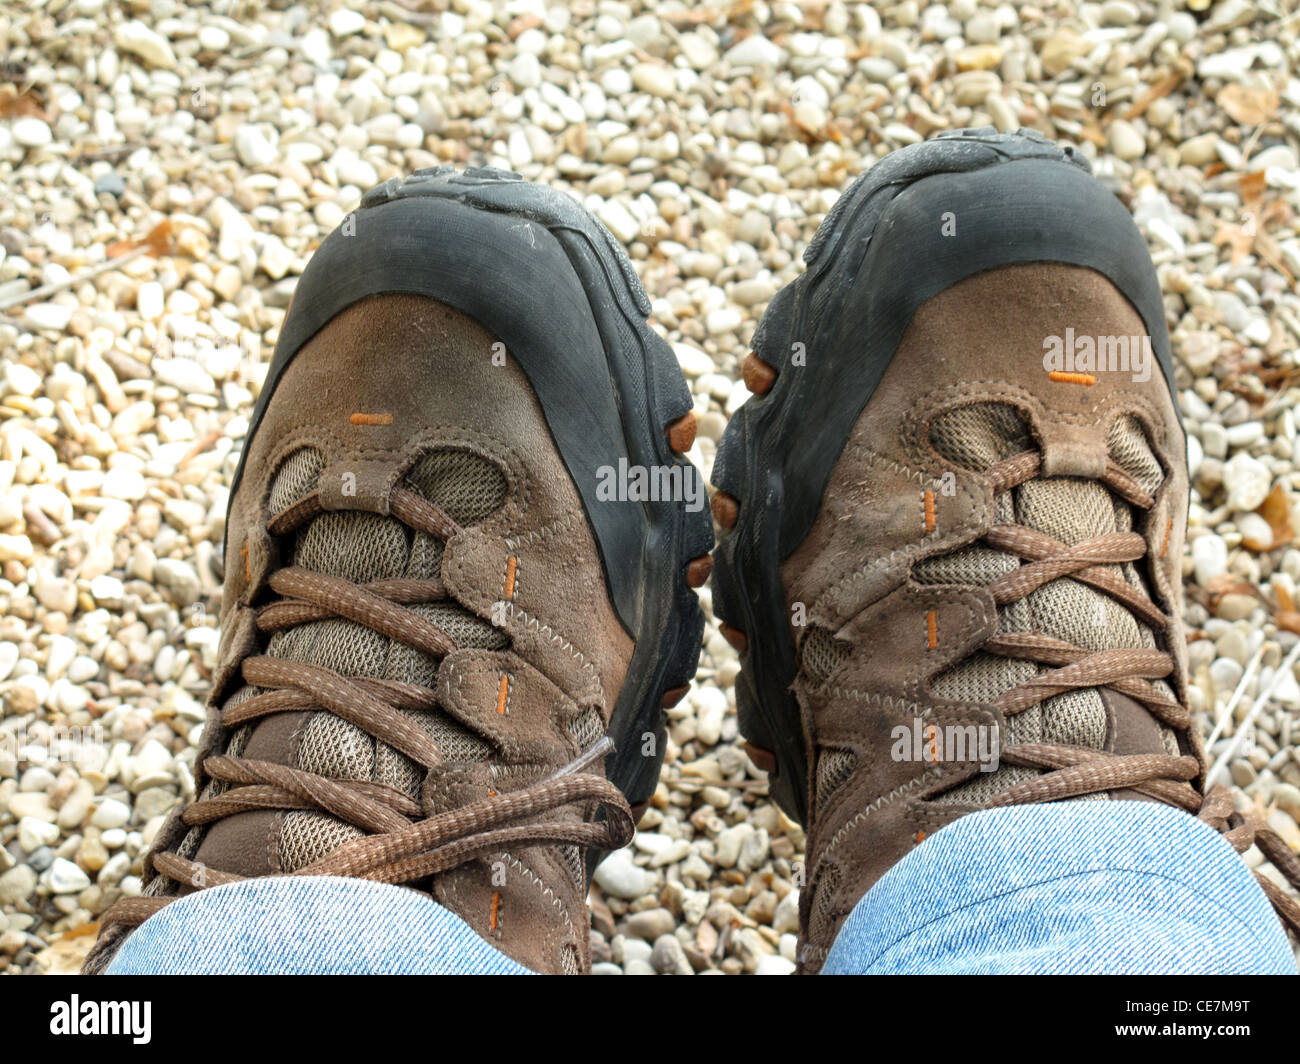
left=710, top=130, right=1300, bottom=972
left=87, top=168, right=711, bottom=974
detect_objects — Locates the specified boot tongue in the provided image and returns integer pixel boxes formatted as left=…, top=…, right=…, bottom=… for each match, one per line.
left=191, top=447, right=508, bottom=876
left=917, top=404, right=1176, bottom=804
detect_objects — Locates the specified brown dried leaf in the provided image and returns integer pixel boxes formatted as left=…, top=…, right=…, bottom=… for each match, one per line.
left=1239, top=168, right=1267, bottom=208
left=506, top=12, right=542, bottom=39
left=141, top=219, right=174, bottom=256
left=105, top=219, right=174, bottom=259
left=1276, top=611, right=1300, bottom=636
left=1202, top=573, right=1256, bottom=608
left=1217, top=82, right=1279, bottom=126
left=1124, top=59, right=1192, bottom=120
left=1212, top=222, right=1254, bottom=263
left=1257, top=481, right=1295, bottom=549
left=1275, top=581, right=1296, bottom=613
left=0, top=84, right=48, bottom=120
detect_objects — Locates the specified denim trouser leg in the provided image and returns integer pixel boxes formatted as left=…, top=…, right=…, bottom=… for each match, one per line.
left=820, top=801, right=1297, bottom=974
left=106, top=876, right=531, bottom=974
left=107, top=801, right=1295, bottom=974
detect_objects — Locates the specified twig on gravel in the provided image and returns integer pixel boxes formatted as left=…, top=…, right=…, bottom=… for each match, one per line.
left=1206, top=644, right=1266, bottom=751
left=0, top=220, right=174, bottom=312
left=1207, top=642, right=1300, bottom=788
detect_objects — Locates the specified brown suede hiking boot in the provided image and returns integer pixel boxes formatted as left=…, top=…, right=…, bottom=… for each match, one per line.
left=86, top=168, right=710, bottom=974
left=711, top=130, right=1300, bottom=972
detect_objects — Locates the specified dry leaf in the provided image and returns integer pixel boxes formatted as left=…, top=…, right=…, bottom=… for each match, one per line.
left=1213, top=222, right=1254, bottom=263
left=0, top=84, right=48, bottom=120
left=507, top=13, right=542, bottom=38
left=141, top=219, right=174, bottom=256
left=1276, top=611, right=1300, bottom=636
left=1217, top=82, right=1279, bottom=126
left=1257, top=481, right=1295, bottom=549
left=1202, top=573, right=1257, bottom=609
left=1240, top=169, right=1267, bottom=207
left=105, top=219, right=174, bottom=259
left=1125, top=59, right=1192, bottom=120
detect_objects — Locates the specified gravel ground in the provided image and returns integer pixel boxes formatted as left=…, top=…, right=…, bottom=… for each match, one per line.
left=2, top=0, right=1299, bottom=975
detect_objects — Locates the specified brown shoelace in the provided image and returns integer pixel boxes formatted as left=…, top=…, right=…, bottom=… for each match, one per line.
left=936, top=449, right=1300, bottom=937
left=100, top=485, right=633, bottom=934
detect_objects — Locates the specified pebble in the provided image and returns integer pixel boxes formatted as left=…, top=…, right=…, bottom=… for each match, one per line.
left=136, top=282, right=164, bottom=320
left=625, top=908, right=676, bottom=940
left=91, top=798, right=131, bottom=830
left=24, top=304, right=72, bottom=332
left=47, top=858, right=91, bottom=894
left=8, top=793, right=56, bottom=822
left=1108, top=121, right=1145, bottom=161
left=12, top=118, right=52, bottom=148
left=651, top=933, right=693, bottom=975
left=113, top=20, right=178, bottom=69
left=152, top=558, right=202, bottom=607
left=18, top=817, right=59, bottom=852
left=0, top=867, right=37, bottom=906
left=593, top=848, right=657, bottom=900
left=755, top=954, right=797, bottom=975
left=724, top=36, right=784, bottom=68
left=328, top=9, right=366, bottom=36
left=1222, top=454, right=1272, bottom=513
left=234, top=125, right=279, bottom=168
left=94, top=172, right=126, bottom=198
left=673, top=343, right=714, bottom=378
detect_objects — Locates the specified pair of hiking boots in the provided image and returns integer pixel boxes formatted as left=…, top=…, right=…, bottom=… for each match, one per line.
left=86, top=129, right=1300, bottom=974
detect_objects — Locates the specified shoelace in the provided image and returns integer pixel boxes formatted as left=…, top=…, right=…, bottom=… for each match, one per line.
left=928, top=449, right=1300, bottom=936
left=99, top=486, right=633, bottom=935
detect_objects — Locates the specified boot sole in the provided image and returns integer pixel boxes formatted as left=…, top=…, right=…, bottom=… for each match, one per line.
left=230, top=166, right=711, bottom=851
left=709, top=128, right=1179, bottom=823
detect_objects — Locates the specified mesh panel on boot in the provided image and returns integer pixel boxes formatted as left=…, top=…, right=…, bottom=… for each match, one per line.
left=404, top=450, right=508, bottom=526
left=279, top=812, right=364, bottom=873
left=921, top=404, right=1173, bottom=804
left=800, top=625, right=851, bottom=685
left=267, top=447, right=508, bottom=871
left=810, top=861, right=842, bottom=939
left=1109, top=415, right=1164, bottom=496
left=928, top=403, right=1032, bottom=471
left=568, top=705, right=605, bottom=750
left=268, top=447, right=325, bottom=513
left=815, top=748, right=857, bottom=812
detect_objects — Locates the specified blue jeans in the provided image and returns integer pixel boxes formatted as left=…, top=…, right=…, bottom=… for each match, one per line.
left=107, top=801, right=1296, bottom=974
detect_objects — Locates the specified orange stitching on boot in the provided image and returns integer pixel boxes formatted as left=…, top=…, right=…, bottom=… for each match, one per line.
left=349, top=412, right=394, bottom=426
left=496, top=673, right=511, bottom=716
left=926, top=610, right=938, bottom=649
left=241, top=542, right=250, bottom=581
left=1159, top=516, right=1173, bottom=558
left=1048, top=371, right=1096, bottom=386
left=503, top=555, right=518, bottom=600
left=489, top=891, right=501, bottom=932
left=923, top=490, right=936, bottom=533
left=915, top=831, right=926, bottom=844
